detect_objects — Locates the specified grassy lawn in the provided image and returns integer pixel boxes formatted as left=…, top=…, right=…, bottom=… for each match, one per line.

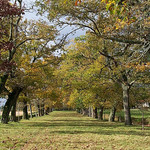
left=0, top=111, right=150, bottom=150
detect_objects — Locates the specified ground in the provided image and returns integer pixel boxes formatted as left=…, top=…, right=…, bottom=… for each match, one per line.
left=0, top=111, right=150, bottom=150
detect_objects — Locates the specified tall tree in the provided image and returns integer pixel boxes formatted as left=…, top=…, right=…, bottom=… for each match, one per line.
left=36, top=0, right=149, bottom=125
left=0, top=0, right=24, bottom=94
left=1, top=18, right=59, bottom=123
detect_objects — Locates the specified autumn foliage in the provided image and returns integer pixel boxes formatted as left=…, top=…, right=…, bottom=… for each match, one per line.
left=0, top=0, right=24, bottom=71
left=0, top=0, right=24, bottom=17
left=75, top=0, right=81, bottom=6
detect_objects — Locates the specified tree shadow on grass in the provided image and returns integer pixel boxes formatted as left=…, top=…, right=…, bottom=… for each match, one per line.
left=26, top=119, right=124, bottom=128
left=48, top=130, right=149, bottom=137
left=24, top=120, right=150, bottom=137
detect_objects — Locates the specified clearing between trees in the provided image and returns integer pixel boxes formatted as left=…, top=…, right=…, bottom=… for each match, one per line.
left=0, top=111, right=150, bottom=150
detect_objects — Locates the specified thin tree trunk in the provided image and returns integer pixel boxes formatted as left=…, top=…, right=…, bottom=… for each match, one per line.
left=142, top=111, right=144, bottom=130
left=23, top=101, right=29, bottom=119
left=122, top=83, right=132, bottom=125
left=99, top=106, right=104, bottom=120
left=91, top=107, right=94, bottom=118
left=11, top=100, right=17, bottom=122
left=41, top=104, right=45, bottom=116
left=88, top=106, right=92, bottom=117
left=94, top=107, right=98, bottom=118
left=109, top=106, right=116, bottom=122
left=29, top=104, right=33, bottom=118
left=1, top=87, right=22, bottom=124
left=37, top=104, right=41, bottom=116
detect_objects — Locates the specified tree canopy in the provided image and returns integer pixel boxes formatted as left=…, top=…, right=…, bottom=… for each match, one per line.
left=0, top=0, right=149, bottom=125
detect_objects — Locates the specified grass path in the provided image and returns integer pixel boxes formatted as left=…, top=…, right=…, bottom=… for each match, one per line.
left=0, top=111, right=150, bottom=150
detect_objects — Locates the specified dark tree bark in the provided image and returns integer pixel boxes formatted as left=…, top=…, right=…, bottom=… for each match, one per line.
left=99, top=106, right=104, bottom=120
left=23, top=100, right=29, bottom=119
left=122, top=83, right=132, bottom=125
left=94, top=107, right=98, bottom=118
left=1, top=87, right=22, bottom=124
left=45, top=107, right=50, bottom=115
left=0, top=74, right=9, bottom=94
left=41, top=104, right=45, bottom=116
left=109, top=106, right=116, bottom=122
left=29, top=104, right=33, bottom=118
left=37, top=104, right=41, bottom=116
left=11, top=100, right=17, bottom=122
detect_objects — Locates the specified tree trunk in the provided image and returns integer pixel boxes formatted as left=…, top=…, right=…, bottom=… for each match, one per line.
left=91, top=107, right=94, bottom=118
left=29, top=104, right=33, bottom=118
left=37, top=104, right=41, bottom=116
left=94, top=107, right=98, bottom=118
left=99, top=106, right=104, bottom=120
left=1, top=87, right=22, bottom=124
left=11, top=100, right=17, bottom=122
left=23, top=101, right=29, bottom=119
left=45, top=107, right=50, bottom=115
left=88, top=106, right=92, bottom=117
left=84, top=108, right=89, bottom=116
left=142, top=111, right=144, bottom=130
left=41, top=104, right=45, bottom=116
left=49, top=108, right=53, bottom=112
left=109, top=106, right=116, bottom=122
left=122, top=83, right=132, bottom=125
left=0, top=74, right=9, bottom=94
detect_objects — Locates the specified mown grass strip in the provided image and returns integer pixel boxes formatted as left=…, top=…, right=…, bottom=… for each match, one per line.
left=0, top=111, right=150, bottom=150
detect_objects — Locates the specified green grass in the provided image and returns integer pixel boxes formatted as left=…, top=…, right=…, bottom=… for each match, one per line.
left=103, top=109, right=150, bottom=124
left=0, top=111, right=150, bottom=150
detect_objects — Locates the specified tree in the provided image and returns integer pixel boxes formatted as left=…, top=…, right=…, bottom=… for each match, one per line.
left=0, top=0, right=24, bottom=94
left=1, top=17, right=60, bottom=123
left=1, top=86, right=23, bottom=123
left=55, top=35, right=122, bottom=120
left=36, top=0, right=149, bottom=125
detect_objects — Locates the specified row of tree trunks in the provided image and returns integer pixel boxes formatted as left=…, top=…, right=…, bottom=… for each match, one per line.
left=87, top=105, right=127, bottom=123
left=77, top=85, right=132, bottom=125
left=37, top=104, right=47, bottom=117
left=87, top=106, right=104, bottom=120
left=23, top=104, right=53, bottom=119
left=1, top=87, right=23, bottom=124
left=83, top=105, right=117, bottom=122
left=1, top=89, right=53, bottom=123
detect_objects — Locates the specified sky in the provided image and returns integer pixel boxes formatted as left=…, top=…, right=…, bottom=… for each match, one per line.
left=0, top=98, right=6, bottom=108
left=23, top=0, right=86, bottom=56
left=23, top=0, right=86, bottom=40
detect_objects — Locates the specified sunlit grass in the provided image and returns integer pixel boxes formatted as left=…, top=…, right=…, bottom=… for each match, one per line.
left=0, top=111, right=150, bottom=150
